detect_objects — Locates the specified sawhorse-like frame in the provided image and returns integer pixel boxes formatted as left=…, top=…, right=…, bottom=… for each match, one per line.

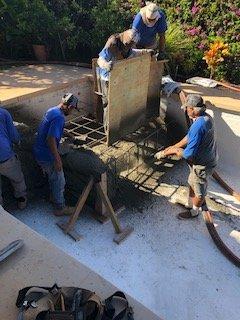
left=57, top=176, right=133, bottom=244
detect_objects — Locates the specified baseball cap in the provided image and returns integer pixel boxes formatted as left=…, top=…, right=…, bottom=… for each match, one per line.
left=181, top=94, right=206, bottom=110
left=62, top=93, right=79, bottom=111
left=145, top=3, right=160, bottom=20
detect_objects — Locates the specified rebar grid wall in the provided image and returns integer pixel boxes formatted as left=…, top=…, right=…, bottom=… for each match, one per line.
left=64, top=115, right=106, bottom=148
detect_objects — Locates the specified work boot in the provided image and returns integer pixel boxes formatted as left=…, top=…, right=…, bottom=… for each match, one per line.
left=177, top=209, right=199, bottom=220
left=54, top=206, right=75, bottom=217
left=17, top=197, right=27, bottom=210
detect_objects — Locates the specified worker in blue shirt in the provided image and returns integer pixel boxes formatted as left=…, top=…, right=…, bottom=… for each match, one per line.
left=33, top=93, right=79, bottom=216
left=97, top=29, right=152, bottom=130
left=132, top=2, right=167, bottom=58
left=155, top=94, right=218, bottom=219
left=0, top=107, right=27, bottom=209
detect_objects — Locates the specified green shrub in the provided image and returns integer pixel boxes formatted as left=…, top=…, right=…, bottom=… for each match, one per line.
left=158, top=0, right=240, bottom=82
left=90, top=0, right=133, bottom=54
left=0, top=0, right=239, bottom=83
left=165, top=23, right=203, bottom=77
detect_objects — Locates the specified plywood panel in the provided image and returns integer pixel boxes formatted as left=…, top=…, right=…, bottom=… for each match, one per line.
left=146, top=59, right=165, bottom=118
left=107, top=54, right=151, bottom=145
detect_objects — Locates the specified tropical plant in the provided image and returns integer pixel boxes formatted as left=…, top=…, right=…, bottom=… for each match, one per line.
left=203, top=40, right=229, bottom=78
left=164, top=23, right=203, bottom=78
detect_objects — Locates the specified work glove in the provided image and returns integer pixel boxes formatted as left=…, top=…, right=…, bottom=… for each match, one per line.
left=156, top=51, right=167, bottom=61
left=97, top=57, right=113, bottom=71
left=154, top=150, right=166, bottom=160
left=144, top=49, right=155, bottom=56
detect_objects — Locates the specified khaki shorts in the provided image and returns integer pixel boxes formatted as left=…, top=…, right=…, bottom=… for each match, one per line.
left=188, top=164, right=215, bottom=197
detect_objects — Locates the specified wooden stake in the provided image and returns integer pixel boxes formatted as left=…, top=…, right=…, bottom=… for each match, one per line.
left=95, top=182, right=122, bottom=233
left=65, top=177, right=94, bottom=234
left=95, top=183, right=134, bottom=244
left=57, top=176, right=133, bottom=243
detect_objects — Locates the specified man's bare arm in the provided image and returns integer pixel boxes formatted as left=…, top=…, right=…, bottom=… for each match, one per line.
left=158, top=33, right=166, bottom=52
left=47, top=136, right=62, bottom=171
left=173, top=135, right=188, bottom=148
left=164, top=136, right=188, bottom=152
left=155, top=136, right=187, bottom=159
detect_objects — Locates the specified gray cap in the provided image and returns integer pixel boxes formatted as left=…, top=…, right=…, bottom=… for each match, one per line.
left=182, top=94, right=206, bottom=110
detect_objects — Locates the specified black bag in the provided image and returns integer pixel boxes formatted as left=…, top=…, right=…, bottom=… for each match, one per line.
left=16, top=285, right=103, bottom=320
left=102, top=291, right=134, bottom=320
left=16, top=285, right=134, bottom=320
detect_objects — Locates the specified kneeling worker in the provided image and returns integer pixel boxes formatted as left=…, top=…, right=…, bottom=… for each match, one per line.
left=155, top=94, right=218, bottom=219
left=33, top=93, right=78, bottom=216
left=0, top=106, right=27, bottom=209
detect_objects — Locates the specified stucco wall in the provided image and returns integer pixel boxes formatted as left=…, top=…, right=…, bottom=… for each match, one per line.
left=4, top=77, right=95, bottom=121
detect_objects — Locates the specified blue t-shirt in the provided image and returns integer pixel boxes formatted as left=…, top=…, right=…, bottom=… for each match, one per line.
left=0, top=107, right=20, bottom=162
left=183, top=113, right=217, bottom=167
left=33, top=107, right=65, bottom=163
left=98, top=41, right=133, bottom=81
left=98, top=47, right=113, bottom=81
left=132, top=10, right=167, bottom=47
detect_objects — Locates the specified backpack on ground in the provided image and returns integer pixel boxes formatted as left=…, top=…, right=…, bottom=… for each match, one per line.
left=16, top=285, right=134, bottom=320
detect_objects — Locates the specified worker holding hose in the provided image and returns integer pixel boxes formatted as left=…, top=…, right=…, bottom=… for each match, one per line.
left=155, top=94, right=218, bottom=219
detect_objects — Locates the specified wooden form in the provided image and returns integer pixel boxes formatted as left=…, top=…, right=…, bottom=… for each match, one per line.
left=146, top=59, right=165, bottom=119
left=57, top=177, right=133, bottom=244
left=107, top=54, right=151, bottom=145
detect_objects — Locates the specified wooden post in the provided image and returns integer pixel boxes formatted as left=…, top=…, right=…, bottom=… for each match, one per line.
left=94, top=172, right=108, bottom=218
left=95, top=182, right=122, bottom=233
left=64, top=177, right=94, bottom=234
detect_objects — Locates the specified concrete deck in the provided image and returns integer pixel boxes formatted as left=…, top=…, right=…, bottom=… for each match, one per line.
left=181, top=83, right=240, bottom=113
left=0, top=208, right=159, bottom=320
left=0, top=64, right=92, bottom=105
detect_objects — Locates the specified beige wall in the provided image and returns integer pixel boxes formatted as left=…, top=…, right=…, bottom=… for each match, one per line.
left=4, top=77, right=95, bottom=121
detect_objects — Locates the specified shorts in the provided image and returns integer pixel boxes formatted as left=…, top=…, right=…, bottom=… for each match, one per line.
left=188, top=164, right=215, bottom=198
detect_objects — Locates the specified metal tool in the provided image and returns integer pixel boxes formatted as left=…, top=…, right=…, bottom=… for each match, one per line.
left=0, top=239, right=24, bottom=262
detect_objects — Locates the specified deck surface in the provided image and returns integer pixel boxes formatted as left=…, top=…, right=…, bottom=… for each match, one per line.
left=181, top=83, right=240, bottom=113
left=0, top=64, right=92, bottom=103
left=0, top=208, right=159, bottom=320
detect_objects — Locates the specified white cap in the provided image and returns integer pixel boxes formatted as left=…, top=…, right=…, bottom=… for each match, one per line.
left=145, top=3, right=160, bottom=20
